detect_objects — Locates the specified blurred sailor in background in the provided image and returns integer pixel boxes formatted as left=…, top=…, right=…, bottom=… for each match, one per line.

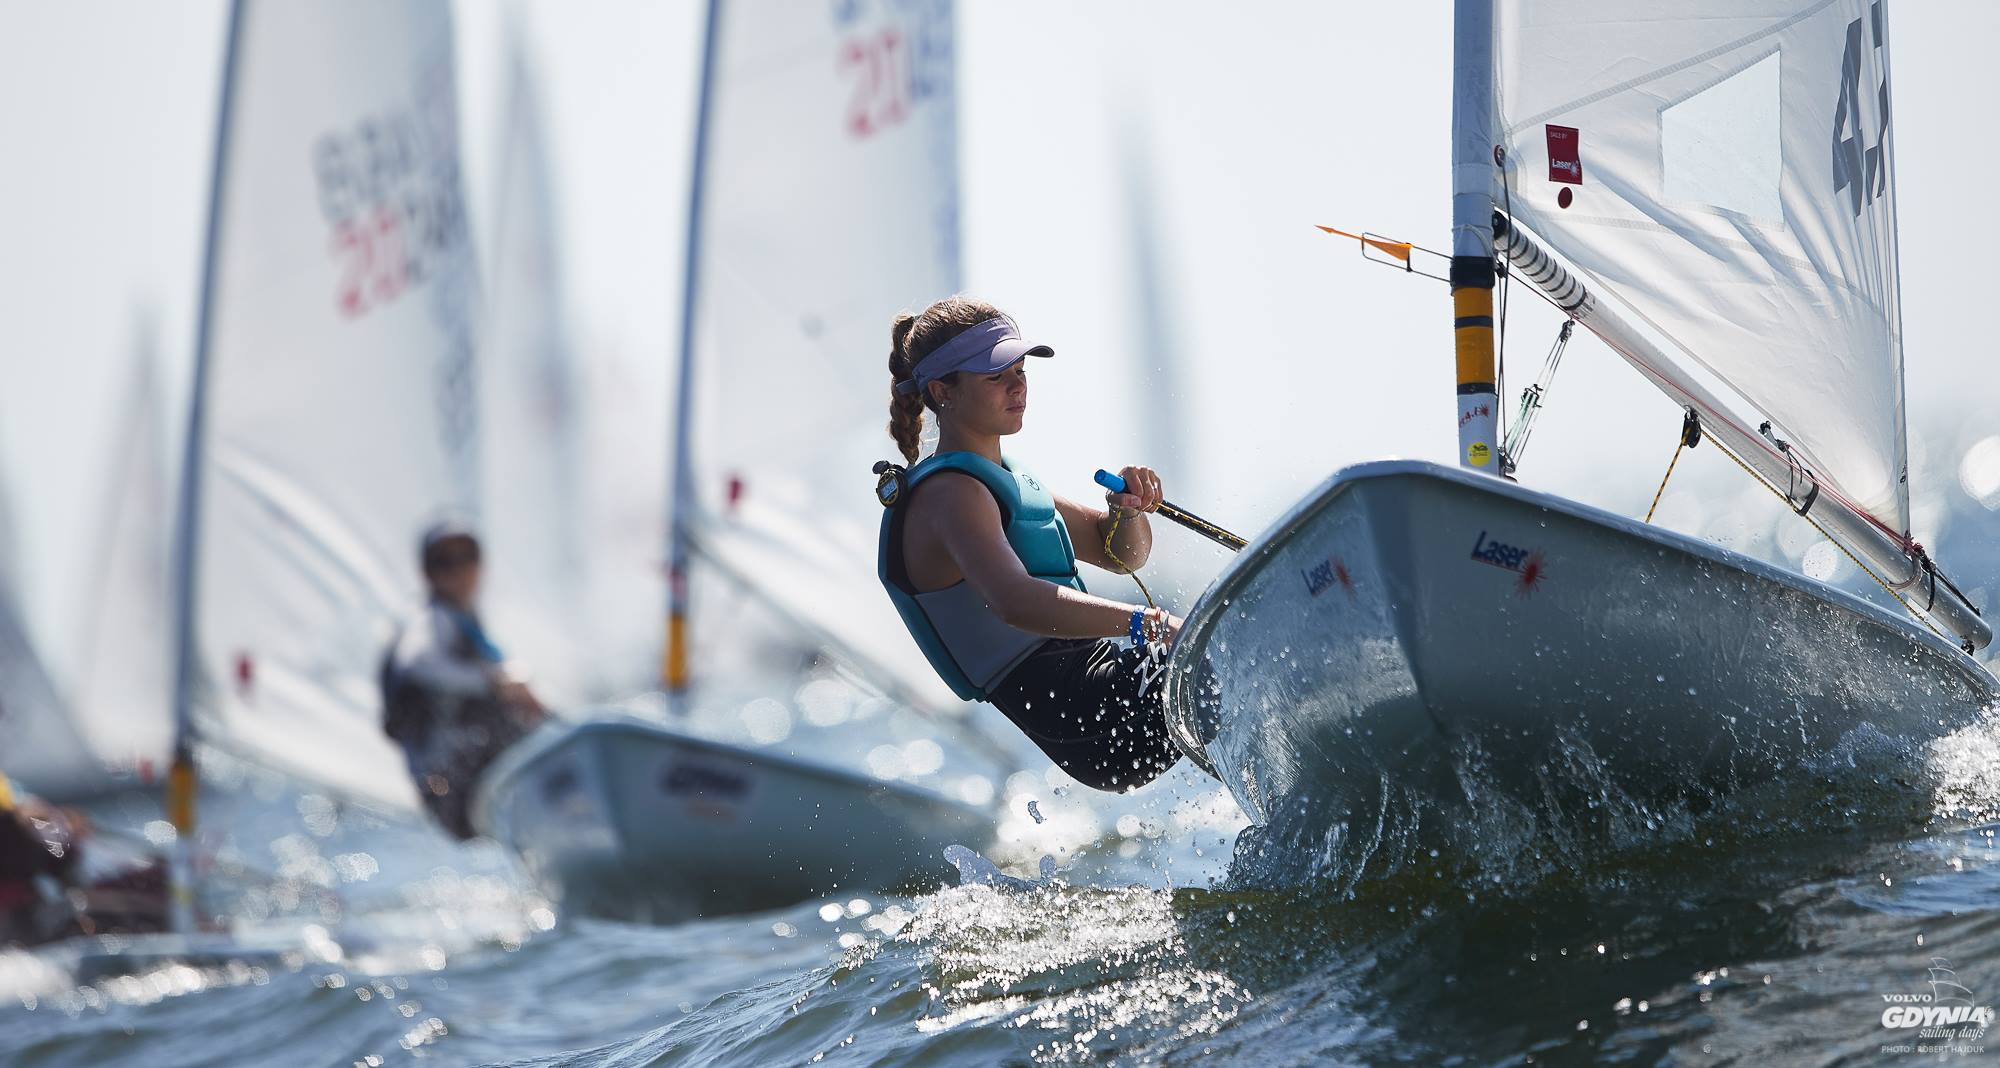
left=0, top=772, right=165, bottom=945
left=380, top=522, right=546, bottom=839
left=0, top=771, right=78, bottom=945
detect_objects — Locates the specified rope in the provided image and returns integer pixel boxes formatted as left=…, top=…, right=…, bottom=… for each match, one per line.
left=1643, top=439, right=1689, bottom=525
left=1102, top=506, right=1156, bottom=610
left=1698, top=426, right=1952, bottom=644
left=1645, top=408, right=1704, bottom=524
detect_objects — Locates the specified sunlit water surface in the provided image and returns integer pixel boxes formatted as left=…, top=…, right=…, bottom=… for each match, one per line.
left=5, top=707, right=2000, bottom=1067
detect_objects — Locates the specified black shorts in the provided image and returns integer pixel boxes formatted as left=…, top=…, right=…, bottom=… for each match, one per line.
left=986, top=638, right=1181, bottom=792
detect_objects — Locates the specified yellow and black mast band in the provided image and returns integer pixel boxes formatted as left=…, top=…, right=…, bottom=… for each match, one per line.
left=1451, top=255, right=1497, bottom=397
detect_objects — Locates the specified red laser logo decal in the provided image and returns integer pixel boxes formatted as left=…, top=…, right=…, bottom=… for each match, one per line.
left=1516, top=552, right=1547, bottom=597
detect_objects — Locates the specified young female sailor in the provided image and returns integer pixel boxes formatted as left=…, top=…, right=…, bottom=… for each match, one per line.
left=877, top=296, right=1182, bottom=792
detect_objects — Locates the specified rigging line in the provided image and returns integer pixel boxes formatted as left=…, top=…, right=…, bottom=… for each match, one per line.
left=1698, top=426, right=1951, bottom=645
left=1496, top=156, right=1514, bottom=450
left=1551, top=297, right=1913, bottom=556
left=1101, top=506, right=1156, bottom=610
left=1504, top=319, right=1573, bottom=467
left=1643, top=408, right=1701, bottom=524
left=1644, top=447, right=1687, bottom=525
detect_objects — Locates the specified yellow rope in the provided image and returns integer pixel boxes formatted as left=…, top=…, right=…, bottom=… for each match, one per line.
left=1644, top=440, right=1688, bottom=524
left=1102, top=506, right=1156, bottom=609
left=1696, top=427, right=1950, bottom=644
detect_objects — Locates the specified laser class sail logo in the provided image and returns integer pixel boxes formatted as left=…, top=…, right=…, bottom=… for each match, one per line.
left=1878, top=957, right=1992, bottom=1058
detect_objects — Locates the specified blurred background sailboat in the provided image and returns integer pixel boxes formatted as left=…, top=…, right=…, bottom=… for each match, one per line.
left=0, top=330, right=179, bottom=950
left=470, top=0, right=1005, bottom=923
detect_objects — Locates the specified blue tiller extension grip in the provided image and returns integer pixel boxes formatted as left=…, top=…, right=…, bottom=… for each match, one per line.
left=1091, top=469, right=1247, bottom=552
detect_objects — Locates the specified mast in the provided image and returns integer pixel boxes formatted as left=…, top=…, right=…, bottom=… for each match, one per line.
left=166, top=0, right=246, bottom=935
left=664, top=0, right=723, bottom=707
left=1450, top=0, right=1499, bottom=474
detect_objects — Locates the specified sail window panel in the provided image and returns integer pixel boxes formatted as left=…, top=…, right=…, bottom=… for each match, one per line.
left=1495, top=0, right=1911, bottom=535
left=1661, top=52, right=1783, bottom=222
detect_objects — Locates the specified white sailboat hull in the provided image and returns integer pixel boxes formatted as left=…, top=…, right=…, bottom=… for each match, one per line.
left=1166, top=461, right=1998, bottom=830
left=470, top=716, right=997, bottom=922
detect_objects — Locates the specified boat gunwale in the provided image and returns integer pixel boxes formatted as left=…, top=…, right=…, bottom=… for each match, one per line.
left=1166, top=459, right=1996, bottom=731
left=470, top=712, right=998, bottom=838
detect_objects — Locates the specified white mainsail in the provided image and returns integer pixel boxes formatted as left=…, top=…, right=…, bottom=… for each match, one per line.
left=675, top=0, right=965, bottom=714
left=0, top=580, right=94, bottom=798
left=478, top=42, right=589, bottom=706
left=1493, top=0, right=1910, bottom=538
left=185, top=0, right=478, bottom=810
left=0, top=341, right=175, bottom=800
left=74, top=343, right=176, bottom=785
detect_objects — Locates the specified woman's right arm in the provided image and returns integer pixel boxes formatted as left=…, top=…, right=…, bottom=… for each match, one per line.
left=921, top=475, right=1178, bottom=641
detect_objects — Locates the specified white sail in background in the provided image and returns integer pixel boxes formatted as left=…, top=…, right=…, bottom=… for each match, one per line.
left=1495, top=0, right=1910, bottom=536
left=0, top=575, right=95, bottom=799
left=479, top=42, right=589, bottom=706
left=74, top=341, right=176, bottom=784
left=683, top=0, right=963, bottom=712
left=192, top=0, right=477, bottom=809
left=0, top=339, right=174, bottom=799
left=0, top=390, right=100, bottom=796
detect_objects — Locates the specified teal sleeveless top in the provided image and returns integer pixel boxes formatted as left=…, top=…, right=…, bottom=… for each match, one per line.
left=877, top=452, right=1086, bottom=700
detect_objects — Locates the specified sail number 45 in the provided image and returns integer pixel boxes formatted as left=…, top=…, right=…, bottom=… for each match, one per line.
left=1832, top=2, right=1889, bottom=217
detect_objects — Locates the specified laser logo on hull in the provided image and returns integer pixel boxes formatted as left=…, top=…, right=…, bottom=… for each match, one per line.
left=1470, top=531, right=1547, bottom=595
left=1302, top=556, right=1354, bottom=598
left=1470, top=530, right=1534, bottom=572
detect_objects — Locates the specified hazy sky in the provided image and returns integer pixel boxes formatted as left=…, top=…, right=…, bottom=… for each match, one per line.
left=5, top=1, right=1997, bottom=670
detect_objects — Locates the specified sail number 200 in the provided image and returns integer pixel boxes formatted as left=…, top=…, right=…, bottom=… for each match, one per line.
left=838, top=9, right=949, bottom=140
left=841, top=29, right=911, bottom=138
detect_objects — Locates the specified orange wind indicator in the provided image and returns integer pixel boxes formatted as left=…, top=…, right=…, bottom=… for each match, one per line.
left=1316, top=223, right=1451, bottom=282
left=1316, top=225, right=1411, bottom=261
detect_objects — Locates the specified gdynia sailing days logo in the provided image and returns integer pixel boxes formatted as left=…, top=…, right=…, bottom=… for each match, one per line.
left=1878, top=957, right=1992, bottom=1056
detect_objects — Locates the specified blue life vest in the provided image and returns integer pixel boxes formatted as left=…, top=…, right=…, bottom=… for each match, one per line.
left=878, top=452, right=1086, bottom=700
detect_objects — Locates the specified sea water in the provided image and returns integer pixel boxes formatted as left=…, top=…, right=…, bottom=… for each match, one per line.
left=6, top=713, right=2000, bottom=1066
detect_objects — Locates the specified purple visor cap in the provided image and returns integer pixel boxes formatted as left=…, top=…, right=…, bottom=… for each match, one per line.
left=895, top=316, right=1054, bottom=395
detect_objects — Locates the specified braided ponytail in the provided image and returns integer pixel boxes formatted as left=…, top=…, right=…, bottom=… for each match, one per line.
left=886, top=314, right=925, bottom=463
left=883, top=296, right=1008, bottom=464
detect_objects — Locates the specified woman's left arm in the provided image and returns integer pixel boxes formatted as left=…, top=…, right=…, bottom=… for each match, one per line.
left=1058, top=464, right=1161, bottom=574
